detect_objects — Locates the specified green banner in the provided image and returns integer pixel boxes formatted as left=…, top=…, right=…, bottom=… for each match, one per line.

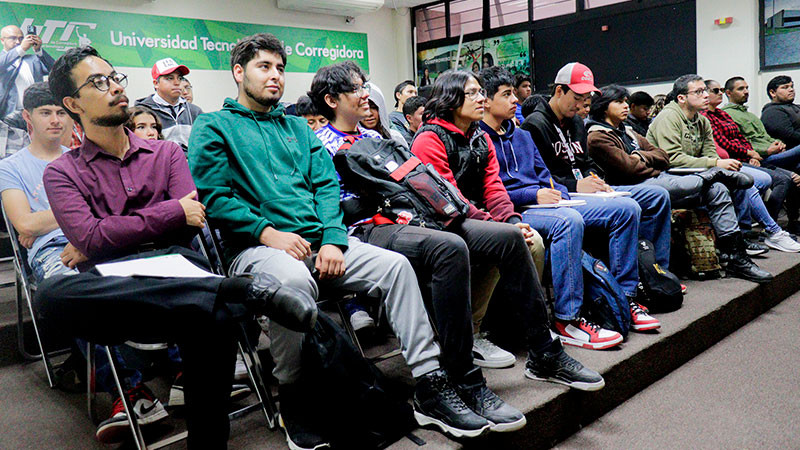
left=0, top=1, right=369, bottom=73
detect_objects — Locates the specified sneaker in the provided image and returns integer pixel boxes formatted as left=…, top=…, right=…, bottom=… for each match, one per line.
left=524, top=341, right=605, bottom=391
left=745, top=239, right=769, bottom=256
left=629, top=301, right=661, bottom=331
left=455, top=368, right=526, bottom=432
left=413, top=369, right=491, bottom=438
left=96, top=384, right=168, bottom=443
left=681, top=284, right=687, bottom=295
left=554, top=318, right=622, bottom=350
left=765, top=229, right=800, bottom=253
left=349, top=310, right=375, bottom=331
left=278, top=384, right=331, bottom=450
left=472, top=333, right=515, bottom=368
left=168, top=372, right=252, bottom=407
left=234, top=354, right=248, bottom=381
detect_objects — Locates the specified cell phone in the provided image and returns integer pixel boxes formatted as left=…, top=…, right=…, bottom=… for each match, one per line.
left=26, top=25, right=36, bottom=35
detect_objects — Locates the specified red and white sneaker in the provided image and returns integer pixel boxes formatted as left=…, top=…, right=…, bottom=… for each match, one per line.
left=554, top=318, right=623, bottom=350
left=630, top=301, right=661, bottom=331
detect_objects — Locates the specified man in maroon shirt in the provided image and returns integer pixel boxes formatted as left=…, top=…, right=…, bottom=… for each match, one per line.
left=35, top=46, right=316, bottom=448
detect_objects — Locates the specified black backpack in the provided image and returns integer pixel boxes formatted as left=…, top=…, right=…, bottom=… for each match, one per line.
left=301, top=313, right=417, bottom=449
left=637, top=239, right=683, bottom=313
left=333, top=136, right=469, bottom=230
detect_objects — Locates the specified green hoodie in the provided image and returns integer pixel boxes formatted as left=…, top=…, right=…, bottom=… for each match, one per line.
left=720, top=102, right=775, bottom=156
left=646, top=101, right=718, bottom=168
left=188, top=98, right=348, bottom=261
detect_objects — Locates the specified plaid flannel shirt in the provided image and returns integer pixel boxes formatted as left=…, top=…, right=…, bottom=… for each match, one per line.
left=702, top=108, right=752, bottom=161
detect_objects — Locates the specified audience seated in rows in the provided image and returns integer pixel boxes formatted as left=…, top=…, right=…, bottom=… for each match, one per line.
left=479, top=66, right=660, bottom=351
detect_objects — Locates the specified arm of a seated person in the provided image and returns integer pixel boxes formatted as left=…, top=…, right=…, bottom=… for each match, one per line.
left=1, top=189, right=59, bottom=241
left=43, top=161, right=189, bottom=258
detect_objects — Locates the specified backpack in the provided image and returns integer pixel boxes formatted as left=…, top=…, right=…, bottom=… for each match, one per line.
left=581, top=252, right=631, bottom=337
left=301, top=313, right=417, bottom=449
left=334, top=136, right=469, bottom=230
left=670, top=209, right=721, bottom=280
left=637, top=239, right=683, bottom=313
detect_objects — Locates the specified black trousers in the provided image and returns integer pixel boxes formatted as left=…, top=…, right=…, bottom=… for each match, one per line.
left=363, top=218, right=552, bottom=378
left=34, top=246, right=239, bottom=449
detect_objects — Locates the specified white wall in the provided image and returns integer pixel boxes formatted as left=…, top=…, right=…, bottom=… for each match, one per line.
left=13, top=0, right=410, bottom=113
left=625, top=0, right=800, bottom=112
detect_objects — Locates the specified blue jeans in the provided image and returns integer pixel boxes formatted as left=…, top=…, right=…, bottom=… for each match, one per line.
left=614, top=183, right=673, bottom=269
left=29, top=236, right=77, bottom=283
left=522, top=197, right=640, bottom=321
left=734, top=166, right=780, bottom=234
left=763, top=144, right=800, bottom=172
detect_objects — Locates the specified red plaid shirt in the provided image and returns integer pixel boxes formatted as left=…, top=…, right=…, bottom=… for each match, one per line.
left=701, top=108, right=752, bottom=161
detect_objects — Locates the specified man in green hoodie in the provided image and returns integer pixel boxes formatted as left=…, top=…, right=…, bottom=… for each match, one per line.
left=189, top=33, right=493, bottom=449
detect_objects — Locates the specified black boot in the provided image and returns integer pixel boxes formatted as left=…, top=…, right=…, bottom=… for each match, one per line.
left=695, top=167, right=754, bottom=191
left=244, top=273, right=318, bottom=332
left=717, top=233, right=773, bottom=283
left=453, top=367, right=526, bottom=432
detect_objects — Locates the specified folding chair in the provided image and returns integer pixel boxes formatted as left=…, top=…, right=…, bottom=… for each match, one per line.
left=2, top=204, right=69, bottom=387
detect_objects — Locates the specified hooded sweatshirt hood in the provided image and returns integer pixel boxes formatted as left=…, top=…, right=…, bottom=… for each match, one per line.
left=366, top=82, right=410, bottom=149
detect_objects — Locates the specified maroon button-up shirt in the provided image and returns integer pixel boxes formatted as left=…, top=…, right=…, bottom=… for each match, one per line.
left=43, top=130, right=196, bottom=268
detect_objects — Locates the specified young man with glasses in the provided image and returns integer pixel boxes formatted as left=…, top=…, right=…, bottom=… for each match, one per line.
left=38, top=46, right=316, bottom=447
left=647, top=74, right=775, bottom=281
left=135, top=58, right=202, bottom=151
left=0, top=25, right=55, bottom=119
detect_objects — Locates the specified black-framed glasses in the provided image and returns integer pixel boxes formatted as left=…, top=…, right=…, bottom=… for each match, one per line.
left=465, top=88, right=486, bottom=100
left=71, top=72, right=128, bottom=97
left=685, top=87, right=708, bottom=97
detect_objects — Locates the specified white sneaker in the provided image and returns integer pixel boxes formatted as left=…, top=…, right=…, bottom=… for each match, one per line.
left=349, top=310, right=375, bottom=331
left=234, top=354, right=248, bottom=381
left=765, top=229, right=800, bottom=253
left=472, top=333, right=515, bottom=368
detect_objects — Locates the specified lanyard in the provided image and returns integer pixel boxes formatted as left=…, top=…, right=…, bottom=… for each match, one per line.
left=552, top=123, right=584, bottom=180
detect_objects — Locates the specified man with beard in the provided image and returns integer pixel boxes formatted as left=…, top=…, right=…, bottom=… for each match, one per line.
left=188, top=34, right=490, bottom=449
left=38, top=46, right=316, bottom=448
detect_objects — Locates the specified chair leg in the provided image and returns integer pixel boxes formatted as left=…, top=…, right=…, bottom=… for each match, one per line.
left=237, top=323, right=278, bottom=430
left=105, top=346, right=146, bottom=450
left=336, top=300, right=366, bottom=358
left=87, top=342, right=99, bottom=424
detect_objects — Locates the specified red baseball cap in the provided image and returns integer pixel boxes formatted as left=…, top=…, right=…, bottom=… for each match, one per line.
left=151, top=58, right=190, bottom=80
left=553, top=62, right=600, bottom=94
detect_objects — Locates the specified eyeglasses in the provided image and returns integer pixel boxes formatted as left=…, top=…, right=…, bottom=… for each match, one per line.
left=346, top=84, right=370, bottom=96
left=71, top=72, right=128, bottom=97
left=686, top=87, right=708, bottom=97
left=465, top=88, right=486, bottom=100
left=709, top=88, right=723, bottom=95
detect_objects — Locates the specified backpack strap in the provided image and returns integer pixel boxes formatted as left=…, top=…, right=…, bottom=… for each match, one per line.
left=389, top=157, right=422, bottom=181
left=417, top=124, right=463, bottom=179
left=338, top=134, right=358, bottom=152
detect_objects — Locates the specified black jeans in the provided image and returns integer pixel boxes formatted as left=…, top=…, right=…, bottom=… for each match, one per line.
left=34, top=246, right=239, bottom=449
left=363, top=218, right=553, bottom=378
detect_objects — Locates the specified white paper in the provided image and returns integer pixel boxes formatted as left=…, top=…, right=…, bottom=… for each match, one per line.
left=569, top=191, right=632, bottom=199
left=96, top=254, right=223, bottom=278
left=523, top=199, right=587, bottom=209
left=668, top=167, right=706, bottom=174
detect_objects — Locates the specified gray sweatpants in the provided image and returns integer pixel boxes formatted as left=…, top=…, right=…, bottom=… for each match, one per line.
left=230, top=237, right=441, bottom=384
left=644, top=172, right=739, bottom=237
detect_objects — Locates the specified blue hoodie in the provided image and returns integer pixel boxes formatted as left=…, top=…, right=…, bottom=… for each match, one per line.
left=479, top=119, right=570, bottom=208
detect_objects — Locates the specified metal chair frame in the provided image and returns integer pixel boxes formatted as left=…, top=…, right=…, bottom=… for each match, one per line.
left=2, top=204, right=69, bottom=387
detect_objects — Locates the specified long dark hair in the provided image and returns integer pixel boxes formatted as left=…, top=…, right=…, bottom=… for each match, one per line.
left=423, top=70, right=481, bottom=128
